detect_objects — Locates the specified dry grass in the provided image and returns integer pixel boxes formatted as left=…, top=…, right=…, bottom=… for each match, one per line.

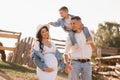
left=0, top=61, right=67, bottom=80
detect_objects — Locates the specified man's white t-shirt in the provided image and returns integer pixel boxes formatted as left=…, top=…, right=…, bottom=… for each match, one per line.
left=64, top=31, right=92, bottom=59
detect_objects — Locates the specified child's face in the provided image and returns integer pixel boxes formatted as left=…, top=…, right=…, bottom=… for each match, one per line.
left=59, top=10, right=68, bottom=18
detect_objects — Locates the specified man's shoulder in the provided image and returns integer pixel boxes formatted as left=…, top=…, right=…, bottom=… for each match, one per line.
left=83, top=26, right=89, bottom=30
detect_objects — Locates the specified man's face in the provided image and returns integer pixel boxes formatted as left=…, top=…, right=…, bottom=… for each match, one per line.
left=71, top=19, right=82, bottom=32
left=59, top=10, right=68, bottom=18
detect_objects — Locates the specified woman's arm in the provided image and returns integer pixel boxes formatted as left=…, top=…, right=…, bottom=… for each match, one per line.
left=32, top=50, right=54, bottom=72
left=32, top=49, right=48, bottom=69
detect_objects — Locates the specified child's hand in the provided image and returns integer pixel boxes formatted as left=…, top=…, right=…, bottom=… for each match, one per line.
left=87, top=36, right=92, bottom=41
left=86, top=36, right=93, bottom=45
left=48, top=22, right=53, bottom=25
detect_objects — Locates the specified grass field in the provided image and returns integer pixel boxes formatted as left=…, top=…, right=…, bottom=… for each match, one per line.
left=0, top=61, right=67, bottom=80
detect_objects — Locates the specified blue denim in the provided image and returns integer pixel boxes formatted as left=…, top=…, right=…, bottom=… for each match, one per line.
left=55, top=49, right=65, bottom=71
left=51, top=14, right=91, bottom=45
left=32, top=49, right=65, bottom=71
left=68, top=61, right=92, bottom=80
left=51, top=14, right=74, bottom=29
left=32, top=49, right=48, bottom=69
left=83, top=26, right=91, bottom=41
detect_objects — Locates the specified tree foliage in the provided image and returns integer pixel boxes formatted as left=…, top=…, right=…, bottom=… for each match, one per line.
left=94, top=22, right=120, bottom=48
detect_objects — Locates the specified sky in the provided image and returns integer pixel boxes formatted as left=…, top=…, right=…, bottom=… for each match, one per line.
left=0, top=0, right=120, bottom=49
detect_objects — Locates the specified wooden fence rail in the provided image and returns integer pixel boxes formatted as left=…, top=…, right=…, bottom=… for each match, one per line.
left=0, top=29, right=21, bottom=62
left=4, top=36, right=120, bottom=79
left=0, top=29, right=21, bottom=51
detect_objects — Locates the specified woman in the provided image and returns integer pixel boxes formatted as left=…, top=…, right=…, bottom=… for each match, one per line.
left=32, top=24, right=65, bottom=80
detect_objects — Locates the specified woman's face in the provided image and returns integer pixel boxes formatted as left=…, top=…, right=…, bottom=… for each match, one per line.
left=40, top=28, right=49, bottom=39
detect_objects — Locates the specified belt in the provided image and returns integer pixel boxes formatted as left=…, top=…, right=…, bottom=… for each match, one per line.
left=72, top=59, right=90, bottom=63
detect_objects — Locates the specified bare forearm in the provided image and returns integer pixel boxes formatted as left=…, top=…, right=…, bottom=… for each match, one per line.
left=90, top=43, right=96, bottom=51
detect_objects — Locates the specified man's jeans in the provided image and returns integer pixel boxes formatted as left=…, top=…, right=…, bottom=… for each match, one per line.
left=68, top=61, right=92, bottom=80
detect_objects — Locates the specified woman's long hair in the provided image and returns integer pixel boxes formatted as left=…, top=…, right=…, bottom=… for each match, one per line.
left=36, top=26, right=49, bottom=52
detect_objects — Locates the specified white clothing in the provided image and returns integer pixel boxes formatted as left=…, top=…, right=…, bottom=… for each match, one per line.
left=64, top=16, right=72, bottom=30
left=64, top=31, right=92, bottom=59
left=34, top=41, right=58, bottom=80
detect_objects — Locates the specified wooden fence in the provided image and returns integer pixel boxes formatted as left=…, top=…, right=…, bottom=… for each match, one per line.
left=0, top=29, right=21, bottom=62
left=8, top=37, right=66, bottom=68
left=7, top=37, right=35, bottom=67
left=1, top=34, right=120, bottom=79
left=0, top=29, right=21, bottom=51
left=94, top=48, right=120, bottom=80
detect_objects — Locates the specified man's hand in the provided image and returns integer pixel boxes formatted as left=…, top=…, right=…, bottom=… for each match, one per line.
left=64, top=63, right=73, bottom=74
left=43, top=67, right=54, bottom=72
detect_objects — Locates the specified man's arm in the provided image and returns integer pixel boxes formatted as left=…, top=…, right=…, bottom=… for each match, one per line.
left=64, top=37, right=73, bottom=73
left=87, top=36, right=96, bottom=51
left=90, top=42, right=96, bottom=51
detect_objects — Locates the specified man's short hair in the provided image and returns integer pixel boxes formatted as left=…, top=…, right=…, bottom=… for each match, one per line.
left=71, top=16, right=81, bottom=20
left=59, top=6, right=68, bottom=11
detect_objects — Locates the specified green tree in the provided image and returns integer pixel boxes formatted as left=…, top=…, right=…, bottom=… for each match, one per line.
left=95, top=22, right=120, bottom=48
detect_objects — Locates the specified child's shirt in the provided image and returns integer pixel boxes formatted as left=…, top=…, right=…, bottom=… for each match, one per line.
left=64, top=16, right=72, bottom=30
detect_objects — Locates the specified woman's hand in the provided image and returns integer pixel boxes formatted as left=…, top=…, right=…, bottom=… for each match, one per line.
left=43, top=67, right=54, bottom=72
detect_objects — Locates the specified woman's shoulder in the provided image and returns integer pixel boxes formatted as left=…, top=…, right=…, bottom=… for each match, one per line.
left=50, top=41, right=56, bottom=47
left=50, top=41, right=55, bottom=44
left=34, top=41, right=40, bottom=46
left=33, top=41, right=40, bottom=50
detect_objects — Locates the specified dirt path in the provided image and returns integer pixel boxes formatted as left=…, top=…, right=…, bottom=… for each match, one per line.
left=0, top=70, right=67, bottom=80
left=0, top=70, right=13, bottom=80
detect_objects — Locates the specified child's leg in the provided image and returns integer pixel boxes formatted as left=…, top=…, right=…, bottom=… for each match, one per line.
left=68, top=30, right=77, bottom=46
left=83, top=26, right=91, bottom=42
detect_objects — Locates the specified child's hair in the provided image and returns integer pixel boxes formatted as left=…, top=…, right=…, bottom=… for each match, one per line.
left=59, top=6, right=68, bottom=11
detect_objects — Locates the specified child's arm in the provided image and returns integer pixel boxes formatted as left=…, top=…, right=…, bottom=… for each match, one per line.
left=48, top=19, right=61, bottom=27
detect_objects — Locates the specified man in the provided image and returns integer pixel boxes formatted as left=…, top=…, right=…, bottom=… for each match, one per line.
left=49, top=6, right=91, bottom=48
left=64, top=16, right=96, bottom=80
